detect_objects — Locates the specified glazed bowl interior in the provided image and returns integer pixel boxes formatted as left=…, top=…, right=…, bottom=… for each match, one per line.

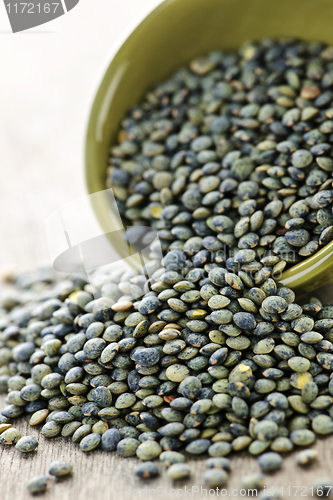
left=85, top=0, right=333, bottom=296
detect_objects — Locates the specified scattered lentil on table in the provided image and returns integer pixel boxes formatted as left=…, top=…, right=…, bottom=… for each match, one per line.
left=49, top=460, right=73, bottom=477
left=2, top=37, right=333, bottom=493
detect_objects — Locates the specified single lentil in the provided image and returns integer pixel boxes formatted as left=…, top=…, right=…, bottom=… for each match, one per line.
left=134, top=462, right=159, bottom=479
left=15, top=436, right=38, bottom=453
left=167, top=463, right=190, bottom=480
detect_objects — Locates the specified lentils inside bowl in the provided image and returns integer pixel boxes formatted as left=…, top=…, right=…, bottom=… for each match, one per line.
left=107, top=38, right=333, bottom=278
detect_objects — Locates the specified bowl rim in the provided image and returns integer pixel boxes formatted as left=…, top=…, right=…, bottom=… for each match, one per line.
left=84, top=0, right=333, bottom=292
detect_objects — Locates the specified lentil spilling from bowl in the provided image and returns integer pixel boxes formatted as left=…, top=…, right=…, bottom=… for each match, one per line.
left=3, top=37, right=333, bottom=494
left=0, top=261, right=333, bottom=493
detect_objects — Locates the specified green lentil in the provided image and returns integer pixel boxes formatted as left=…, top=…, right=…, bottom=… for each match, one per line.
left=167, top=463, right=190, bottom=480
left=232, top=435, right=252, bottom=451
left=258, top=452, right=283, bottom=473
left=15, top=436, right=38, bottom=453
left=288, top=396, right=309, bottom=414
left=79, top=433, right=101, bottom=452
left=62, top=421, right=82, bottom=437
left=27, top=476, right=50, bottom=494
left=0, top=423, right=12, bottom=434
left=29, top=409, right=49, bottom=426
left=241, top=473, right=265, bottom=490
left=311, top=478, right=333, bottom=497
left=0, top=428, right=22, bottom=444
left=290, top=429, right=316, bottom=446
left=288, top=357, right=311, bottom=373
left=312, top=415, right=333, bottom=435
left=254, top=421, right=279, bottom=442
left=166, top=365, right=190, bottom=382
left=134, top=462, right=159, bottom=479
left=136, top=440, right=162, bottom=460
left=296, top=449, right=319, bottom=466
left=203, top=468, right=228, bottom=488
left=72, top=425, right=91, bottom=443
left=3, top=39, right=333, bottom=492
left=49, top=460, right=73, bottom=477
left=159, top=451, right=185, bottom=466
left=117, top=438, right=140, bottom=457
left=208, top=441, right=232, bottom=457
left=249, top=440, right=271, bottom=456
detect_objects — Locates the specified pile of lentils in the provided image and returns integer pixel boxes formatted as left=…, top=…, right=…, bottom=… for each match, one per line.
left=1, top=263, right=333, bottom=496
left=107, top=38, right=333, bottom=277
left=4, top=38, right=333, bottom=497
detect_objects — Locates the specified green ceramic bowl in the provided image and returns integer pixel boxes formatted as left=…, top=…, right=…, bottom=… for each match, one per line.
left=85, top=0, right=333, bottom=296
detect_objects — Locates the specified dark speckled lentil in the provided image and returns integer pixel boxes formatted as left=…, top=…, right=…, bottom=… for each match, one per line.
left=160, top=451, right=185, bottom=466
left=79, top=433, right=101, bottom=452
left=136, top=440, right=162, bottom=460
left=117, top=438, right=140, bottom=457
left=101, top=428, right=121, bottom=451
left=178, top=376, right=202, bottom=399
left=15, top=436, right=38, bottom=453
left=186, top=439, right=211, bottom=455
left=296, top=449, right=318, bottom=466
left=258, top=452, right=283, bottom=473
left=262, top=297, right=288, bottom=315
left=241, top=473, right=265, bottom=490
left=233, top=312, right=256, bottom=330
left=134, top=461, right=159, bottom=479
left=203, top=468, right=228, bottom=487
left=49, top=460, right=73, bottom=477
left=72, top=424, right=91, bottom=443
left=0, top=428, right=22, bottom=444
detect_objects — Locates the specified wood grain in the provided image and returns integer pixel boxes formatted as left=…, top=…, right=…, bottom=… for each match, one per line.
left=2, top=389, right=333, bottom=500
left=1, top=288, right=333, bottom=500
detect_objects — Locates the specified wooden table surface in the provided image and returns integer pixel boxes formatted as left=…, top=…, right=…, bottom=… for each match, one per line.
left=2, top=1, right=333, bottom=498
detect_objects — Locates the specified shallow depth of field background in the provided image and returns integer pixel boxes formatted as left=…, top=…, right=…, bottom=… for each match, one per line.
left=0, top=0, right=152, bottom=272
